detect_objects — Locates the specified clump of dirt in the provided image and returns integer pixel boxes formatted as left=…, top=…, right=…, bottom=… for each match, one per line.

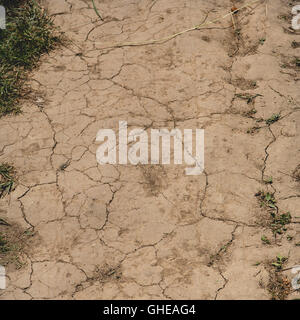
left=141, top=165, right=167, bottom=196
left=98, top=265, right=122, bottom=283
left=280, top=55, right=300, bottom=70
left=231, top=78, right=258, bottom=90
left=291, top=41, right=300, bottom=49
left=267, top=270, right=291, bottom=300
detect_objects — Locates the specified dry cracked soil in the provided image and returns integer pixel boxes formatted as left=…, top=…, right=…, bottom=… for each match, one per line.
left=0, top=0, right=299, bottom=300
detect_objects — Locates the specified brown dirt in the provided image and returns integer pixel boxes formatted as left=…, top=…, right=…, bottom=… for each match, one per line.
left=0, top=0, right=299, bottom=300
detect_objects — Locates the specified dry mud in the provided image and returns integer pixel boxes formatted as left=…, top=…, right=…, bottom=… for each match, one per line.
left=0, top=0, right=299, bottom=299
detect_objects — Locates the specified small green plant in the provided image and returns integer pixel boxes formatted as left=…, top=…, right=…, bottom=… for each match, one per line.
left=235, top=28, right=241, bottom=36
left=235, top=93, right=262, bottom=104
left=276, top=212, right=291, bottom=226
left=0, top=163, right=16, bottom=198
left=261, top=235, right=271, bottom=245
left=271, top=212, right=291, bottom=235
left=271, top=254, right=287, bottom=270
left=278, top=15, right=288, bottom=21
left=249, top=108, right=257, bottom=114
left=256, top=191, right=276, bottom=209
left=264, top=176, right=273, bottom=184
left=259, top=38, right=266, bottom=45
left=266, top=114, right=280, bottom=125
left=255, top=192, right=292, bottom=235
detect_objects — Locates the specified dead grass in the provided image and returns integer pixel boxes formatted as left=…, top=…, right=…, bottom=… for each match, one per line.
left=0, top=222, right=33, bottom=269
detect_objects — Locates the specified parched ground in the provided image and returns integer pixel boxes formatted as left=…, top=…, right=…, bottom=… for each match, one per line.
left=0, top=0, right=299, bottom=299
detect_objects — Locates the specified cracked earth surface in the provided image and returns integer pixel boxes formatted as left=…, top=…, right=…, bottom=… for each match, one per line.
left=0, top=0, right=299, bottom=299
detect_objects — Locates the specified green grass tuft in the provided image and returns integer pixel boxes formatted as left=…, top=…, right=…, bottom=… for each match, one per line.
left=0, top=163, right=16, bottom=198
left=0, top=0, right=60, bottom=116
